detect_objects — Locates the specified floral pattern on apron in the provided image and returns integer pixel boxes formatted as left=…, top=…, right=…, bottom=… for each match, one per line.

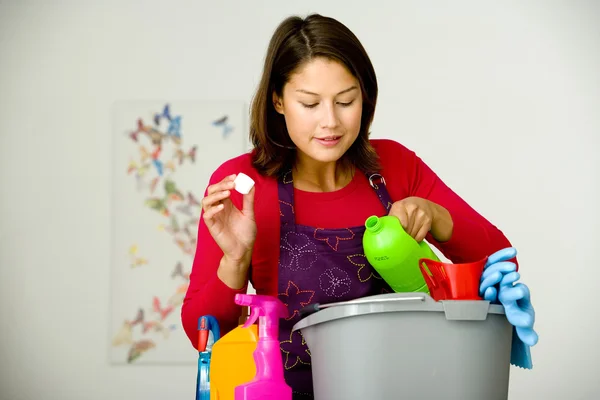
left=276, top=170, right=394, bottom=398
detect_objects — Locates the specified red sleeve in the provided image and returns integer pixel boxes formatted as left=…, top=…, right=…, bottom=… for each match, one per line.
left=180, top=156, right=251, bottom=350
left=377, top=139, right=518, bottom=268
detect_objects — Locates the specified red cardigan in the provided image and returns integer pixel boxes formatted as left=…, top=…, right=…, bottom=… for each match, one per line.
left=182, top=139, right=516, bottom=347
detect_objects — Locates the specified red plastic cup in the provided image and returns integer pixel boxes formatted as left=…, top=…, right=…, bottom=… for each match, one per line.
left=419, top=257, right=487, bottom=301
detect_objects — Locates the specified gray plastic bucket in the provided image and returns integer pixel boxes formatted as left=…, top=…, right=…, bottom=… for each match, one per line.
left=292, top=292, right=512, bottom=400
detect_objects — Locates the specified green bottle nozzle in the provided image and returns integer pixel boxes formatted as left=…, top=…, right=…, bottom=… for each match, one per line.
left=365, top=215, right=382, bottom=233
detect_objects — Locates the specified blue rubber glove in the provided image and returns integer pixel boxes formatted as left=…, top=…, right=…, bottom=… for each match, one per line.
left=479, top=247, right=538, bottom=346
left=479, top=247, right=518, bottom=303
left=478, top=247, right=538, bottom=369
left=498, top=271, right=539, bottom=347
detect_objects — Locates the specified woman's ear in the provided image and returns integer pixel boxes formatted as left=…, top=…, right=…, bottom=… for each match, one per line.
left=272, top=92, right=284, bottom=115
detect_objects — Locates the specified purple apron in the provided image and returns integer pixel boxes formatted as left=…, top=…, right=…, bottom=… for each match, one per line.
left=276, top=170, right=394, bottom=398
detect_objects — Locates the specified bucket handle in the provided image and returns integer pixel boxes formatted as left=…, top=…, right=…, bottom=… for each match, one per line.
left=299, top=293, right=428, bottom=317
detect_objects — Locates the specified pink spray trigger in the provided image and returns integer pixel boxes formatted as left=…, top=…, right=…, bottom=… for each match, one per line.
left=244, top=307, right=260, bottom=328
left=234, top=293, right=289, bottom=321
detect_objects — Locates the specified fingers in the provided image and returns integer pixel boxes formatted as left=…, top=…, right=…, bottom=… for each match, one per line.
left=516, top=326, right=539, bottom=346
left=405, top=206, right=417, bottom=237
left=514, top=284, right=534, bottom=312
left=481, top=261, right=517, bottom=280
left=415, top=223, right=429, bottom=243
left=483, top=286, right=498, bottom=302
left=479, top=263, right=518, bottom=300
left=500, top=271, right=520, bottom=288
left=502, top=282, right=537, bottom=346
left=201, top=189, right=232, bottom=213
left=479, top=271, right=503, bottom=294
left=202, top=201, right=224, bottom=221
left=202, top=174, right=237, bottom=214
left=410, top=207, right=431, bottom=241
left=242, top=185, right=255, bottom=217
left=202, top=178, right=235, bottom=225
left=499, top=282, right=529, bottom=303
left=394, top=204, right=409, bottom=232
left=394, top=203, right=431, bottom=242
left=485, top=247, right=517, bottom=267
left=206, top=174, right=236, bottom=196
left=505, top=303, right=534, bottom=328
left=483, top=266, right=538, bottom=347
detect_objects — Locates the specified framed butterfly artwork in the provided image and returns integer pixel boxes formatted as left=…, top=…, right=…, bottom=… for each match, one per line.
left=110, top=100, right=247, bottom=364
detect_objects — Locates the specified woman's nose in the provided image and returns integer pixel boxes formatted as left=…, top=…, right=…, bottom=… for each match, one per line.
left=320, top=104, right=339, bottom=129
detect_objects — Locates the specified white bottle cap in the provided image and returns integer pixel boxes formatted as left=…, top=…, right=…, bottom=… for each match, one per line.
left=233, top=173, right=255, bottom=195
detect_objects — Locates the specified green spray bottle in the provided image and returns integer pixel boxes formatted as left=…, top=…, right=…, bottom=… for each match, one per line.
left=362, top=215, right=440, bottom=293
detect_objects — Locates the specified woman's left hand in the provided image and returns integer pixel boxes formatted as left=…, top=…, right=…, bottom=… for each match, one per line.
left=389, top=197, right=453, bottom=243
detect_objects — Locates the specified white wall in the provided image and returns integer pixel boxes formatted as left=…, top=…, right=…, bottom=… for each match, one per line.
left=1, top=0, right=598, bottom=399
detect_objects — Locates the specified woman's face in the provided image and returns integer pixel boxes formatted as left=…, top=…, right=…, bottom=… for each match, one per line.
left=273, top=57, right=363, bottom=166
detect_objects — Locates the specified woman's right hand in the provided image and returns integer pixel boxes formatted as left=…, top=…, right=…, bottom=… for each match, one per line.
left=201, top=174, right=257, bottom=271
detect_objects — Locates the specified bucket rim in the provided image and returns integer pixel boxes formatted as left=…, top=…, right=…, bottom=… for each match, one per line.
left=292, top=293, right=505, bottom=332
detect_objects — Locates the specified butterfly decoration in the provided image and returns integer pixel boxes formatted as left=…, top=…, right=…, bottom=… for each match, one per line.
left=139, top=146, right=150, bottom=162
left=181, top=225, right=197, bottom=247
left=127, top=160, right=157, bottom=192
left=119, top=103, right=235, bottom=363
left=187, top=192, right=201, bottom=207
left=151, top=145, right=161, bottom=159
left=129, top=131, right=139, bottom=142
left=134, top=118, right=153, bottom=137
left=129, top=308, right=145, bottom=327
left=168, top=283, right=189, bottom=307
left=158, top=214, right=180, bottom=235
left=175, top=193, right=199, bottom=217
left=171, top=261, right=190, bottom=281
left=129, top=245, right=149, bottom=268
left=130, top=257, right=148, bottom=268
left=174, top=237, right=195, bottom=256
left=149, top=176, right=160, bottom=193
left=127, top=159, right=150, bottom=177
left=135, top=117, right=169, bottom=147
left=112, top=321, right=134, bottom=346
left=145, top=197, right=169, bottom=216
left=152, top=159, right=163, bottom=176
left=176, top=203, right=193, bottom=217
left=127, top=339, right=156, bottom=363
left=212, top=115, right=234, bottom=138
left=164, top=160, right=176, bottom=173
left=153, top=296, right=174, bottom=321
left=154, top=104, right=171, bottom=126
left=127, top=118, right=149, bottom=143
left=173, top=145, right=197, bottom=165
left=145, top=127, right=167, bottom=146
left=167, top=115, right=182, bottom=142
left=142, top=320, right=172, bottom=339
left=188, top=146, right=197, bottom=162
left=164, top=179, right=184, bottom=202
left=152, top=104, right=183, bottom=145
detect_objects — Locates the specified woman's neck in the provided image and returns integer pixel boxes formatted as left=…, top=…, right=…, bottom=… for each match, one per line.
left=292, top=156, right=354, bottom=193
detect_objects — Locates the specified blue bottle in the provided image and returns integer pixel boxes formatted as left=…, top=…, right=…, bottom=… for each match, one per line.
left=196, top=315, right=220, bottom=400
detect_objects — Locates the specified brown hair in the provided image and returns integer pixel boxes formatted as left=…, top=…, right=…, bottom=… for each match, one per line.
left=249, top=14, right=381, bottom=177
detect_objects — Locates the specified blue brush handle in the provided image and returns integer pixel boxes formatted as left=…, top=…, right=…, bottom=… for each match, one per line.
left=196, top=315, right=221, bottom=400
left=197, top=352, right=211, bottom=400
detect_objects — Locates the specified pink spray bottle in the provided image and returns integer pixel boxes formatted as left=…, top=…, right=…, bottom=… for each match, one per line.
left=234, top=294, right=292, bottom=400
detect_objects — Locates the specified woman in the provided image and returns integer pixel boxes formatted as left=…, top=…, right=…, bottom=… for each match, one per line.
left=182, top=13, right=516, bottom=398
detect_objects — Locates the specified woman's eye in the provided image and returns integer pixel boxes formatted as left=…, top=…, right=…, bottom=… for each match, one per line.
left=300, top=100, right=354, bottom=108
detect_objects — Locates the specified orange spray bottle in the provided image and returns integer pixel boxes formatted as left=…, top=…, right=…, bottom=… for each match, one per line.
left=209, top=307, right=259, bottom=400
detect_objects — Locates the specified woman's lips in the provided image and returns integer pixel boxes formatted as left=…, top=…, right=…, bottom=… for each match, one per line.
left=314, top=136, right=341, bottom=147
